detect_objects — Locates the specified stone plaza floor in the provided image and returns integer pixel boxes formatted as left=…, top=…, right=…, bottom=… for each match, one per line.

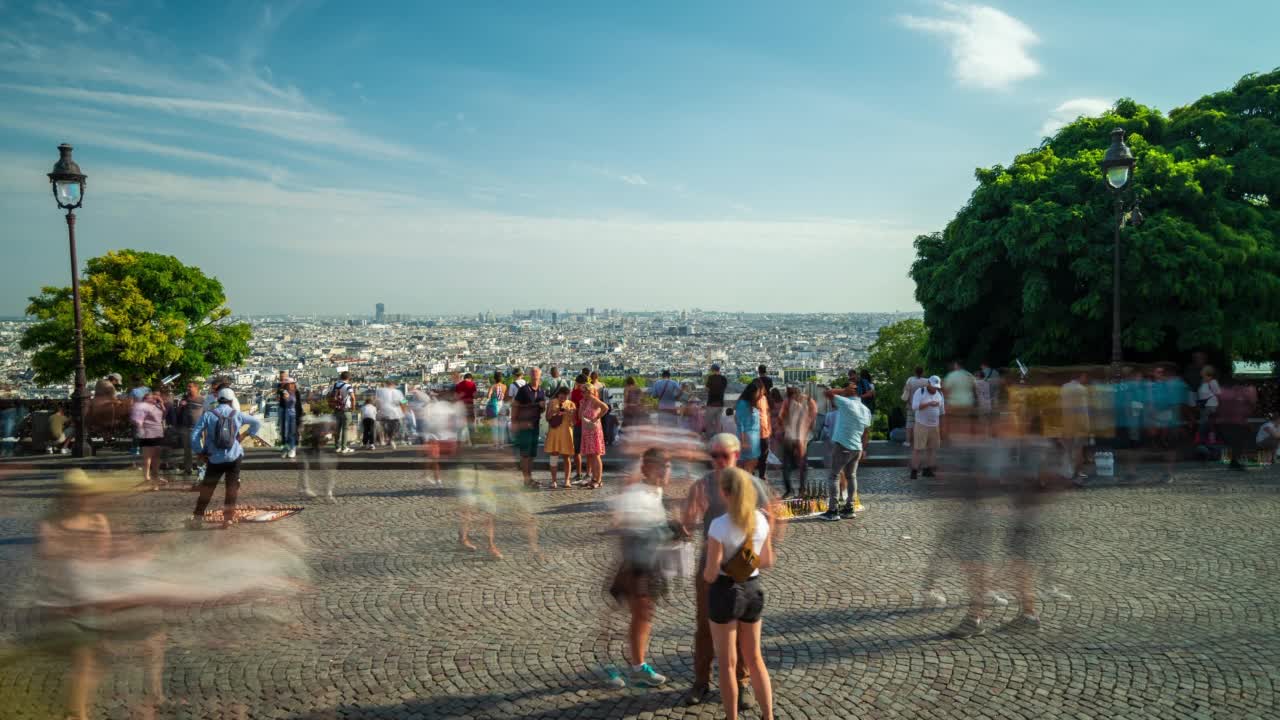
left=1, top=462, right=1277, bottom=719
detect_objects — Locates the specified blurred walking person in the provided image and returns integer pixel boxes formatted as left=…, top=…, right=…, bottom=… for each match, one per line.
left=1196, top=365, right=1221, bottom=444
left=1061, top=371, right=1091, bottom=485
left=376, top=381, right=405, bottom=449
left=599, top=449, right=676, bottom=689
left=622, top=375, right=645, bottom=429
left=779, top=387, right=817, bottom=499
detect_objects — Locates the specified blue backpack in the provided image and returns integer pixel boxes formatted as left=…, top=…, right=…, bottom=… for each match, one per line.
left=213, top=407, right=238, bottom=450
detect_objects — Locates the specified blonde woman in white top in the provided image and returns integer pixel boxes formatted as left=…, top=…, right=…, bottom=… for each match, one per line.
left=702, top=467, right=776, bottom=720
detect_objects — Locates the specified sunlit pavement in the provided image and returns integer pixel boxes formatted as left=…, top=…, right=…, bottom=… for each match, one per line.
left=2, top=464, right=1277, bottom=719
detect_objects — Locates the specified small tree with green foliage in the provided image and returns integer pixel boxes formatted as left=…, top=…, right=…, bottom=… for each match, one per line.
left=863, top=318, right=929, bottom=417
left=21, top=250, right=252, bottom=385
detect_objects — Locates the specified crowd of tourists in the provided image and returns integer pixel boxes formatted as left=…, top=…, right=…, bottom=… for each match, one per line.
left=7, top=354, right=1279, bottom=720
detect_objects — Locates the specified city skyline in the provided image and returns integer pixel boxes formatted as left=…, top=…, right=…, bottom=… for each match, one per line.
left=2, top=1, right=1277, bottom=316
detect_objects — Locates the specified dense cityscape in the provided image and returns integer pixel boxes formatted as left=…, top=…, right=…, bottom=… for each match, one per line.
left=0, top=309, right=921, bottom=400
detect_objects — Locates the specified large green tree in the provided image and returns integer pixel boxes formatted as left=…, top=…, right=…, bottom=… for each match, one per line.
left=864, top=318, right=929, bottom=415
left=911, top=69, right=1280, bottom=370
left=21, top=250, right=252, bottom=385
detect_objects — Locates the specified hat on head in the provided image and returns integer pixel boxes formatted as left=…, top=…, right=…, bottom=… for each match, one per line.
left=281, top=376, right=296, bottom=384
left=928, top=375, right=942, bottom=388
left=217, top=387, right=237, bottom=403
left=107, top=373, right=123, bottom=383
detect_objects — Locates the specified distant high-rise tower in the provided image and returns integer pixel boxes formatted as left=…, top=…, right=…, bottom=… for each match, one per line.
left=587, top=307, right=596, bottom=320
left=375, top=303, right=385, bottom=323
left=552, top=311, right=558, bottom=325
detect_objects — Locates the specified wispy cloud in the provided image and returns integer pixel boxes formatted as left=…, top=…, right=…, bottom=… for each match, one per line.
left=0, top=111, right=287, bottom=179
left=572, top=163, right=651, bottom=188
left=33, top=0, right=104, bottom=34
left=1039, top=97, right=1111, bottom=137
left=898, top=2, right=1040, bottom=91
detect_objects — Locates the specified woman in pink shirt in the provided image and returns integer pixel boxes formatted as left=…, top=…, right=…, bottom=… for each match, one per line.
left=130, top=390, right=167, bottom=488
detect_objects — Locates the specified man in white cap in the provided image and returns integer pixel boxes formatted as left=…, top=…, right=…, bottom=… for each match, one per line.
left=910, top=375, right=946, bottom=479
left=188, top=388, right=261, bottom=529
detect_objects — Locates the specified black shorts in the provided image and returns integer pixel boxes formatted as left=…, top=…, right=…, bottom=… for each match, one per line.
left=708, top=575, right=764, bottom=624
left=138, top=437, right=165, bottom=448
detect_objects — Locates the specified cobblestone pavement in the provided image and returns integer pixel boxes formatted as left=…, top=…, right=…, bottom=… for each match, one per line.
left=1, top=462, right=1277, bottom=719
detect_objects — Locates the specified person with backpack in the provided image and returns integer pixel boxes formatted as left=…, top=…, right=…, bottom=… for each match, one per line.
left=329, top=371, right=355, bottom=454
left=703, top=466, right=777, bottom=720
left=188, top=388, right=261, bottom=529
left=649, top=370, right=683, bottom=428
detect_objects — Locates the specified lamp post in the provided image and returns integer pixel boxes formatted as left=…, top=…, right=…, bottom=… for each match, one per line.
left=1099, top=128, right=1143, bottom=378
left=48, top=144, right=89, bottom=458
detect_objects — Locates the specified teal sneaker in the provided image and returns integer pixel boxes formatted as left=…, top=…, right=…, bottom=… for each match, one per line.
left=629, top=663, right=667, bottom=688
left=603, top=666, right=626, bottom=689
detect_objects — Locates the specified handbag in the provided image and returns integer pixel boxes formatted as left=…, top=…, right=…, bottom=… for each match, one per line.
left=658, top=541, right=695, bottom=579
left=720, top=532, right=759, bottom=583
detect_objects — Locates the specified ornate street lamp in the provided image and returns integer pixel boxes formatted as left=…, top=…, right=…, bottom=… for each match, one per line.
left=1099, top=128, right=1142, bottom=375
left=48, top=144, right=89, bottom=458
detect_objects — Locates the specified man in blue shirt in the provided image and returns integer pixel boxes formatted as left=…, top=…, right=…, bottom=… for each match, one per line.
left=821, top=384, right=872, bottom=521
left=188, top=388, right=262, bottom=529
left=649, top=370, right=683, bottom=427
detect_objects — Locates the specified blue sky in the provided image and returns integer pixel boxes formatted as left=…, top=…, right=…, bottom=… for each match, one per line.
left=1, top=0, right=1276, bottom=316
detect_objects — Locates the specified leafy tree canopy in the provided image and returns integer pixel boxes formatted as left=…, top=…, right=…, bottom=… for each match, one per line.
left=21, top=250, right=252, bottom=386
left=911, top=69, right=1280, bottom=369
left=863, top=318, right=929, bottom=414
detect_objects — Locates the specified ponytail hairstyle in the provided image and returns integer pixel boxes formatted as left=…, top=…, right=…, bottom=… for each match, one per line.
left=717, top=467, right=757, bottom=539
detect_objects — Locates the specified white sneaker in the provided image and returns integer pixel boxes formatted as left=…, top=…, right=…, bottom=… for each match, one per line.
left=390, top=441, right=397, bottom=450
left=302, top=489, right=318, bottom=498
left=985, top=591, right=1011, bottom=607
left=60, top=448, right=71, bottom=455
left=325, top=494, right=336, bottom=503
left=288, top=449, right=296, bottom=459
left=923, top=589, right=948, bottom=606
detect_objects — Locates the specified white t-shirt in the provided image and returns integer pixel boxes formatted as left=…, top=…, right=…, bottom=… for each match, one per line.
left=423, top=400, right=465, bottom=442
left=911, top=387, right=945, bottom=428
left=361, top=404, right=378, bottom=421
left=376, top=387, right=405, bottom=419
left=1257, top=421, right=1278, bottom=445
left=611, top=482, right=666, bottom=531
left=1198, top=380, right=1221, bottom=409
left=707, top=510, right=770, bottom=579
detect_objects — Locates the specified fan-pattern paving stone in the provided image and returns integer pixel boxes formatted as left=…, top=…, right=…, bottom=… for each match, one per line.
left=1, top=463, right=1277, bottom=719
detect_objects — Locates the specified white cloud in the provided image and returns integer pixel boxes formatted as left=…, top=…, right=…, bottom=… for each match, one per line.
left=619, top=174, right=648, bottom=186
left=1039, top=97, right=1111, bottom=137
left=898, top=3, right=1041, bottom=90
